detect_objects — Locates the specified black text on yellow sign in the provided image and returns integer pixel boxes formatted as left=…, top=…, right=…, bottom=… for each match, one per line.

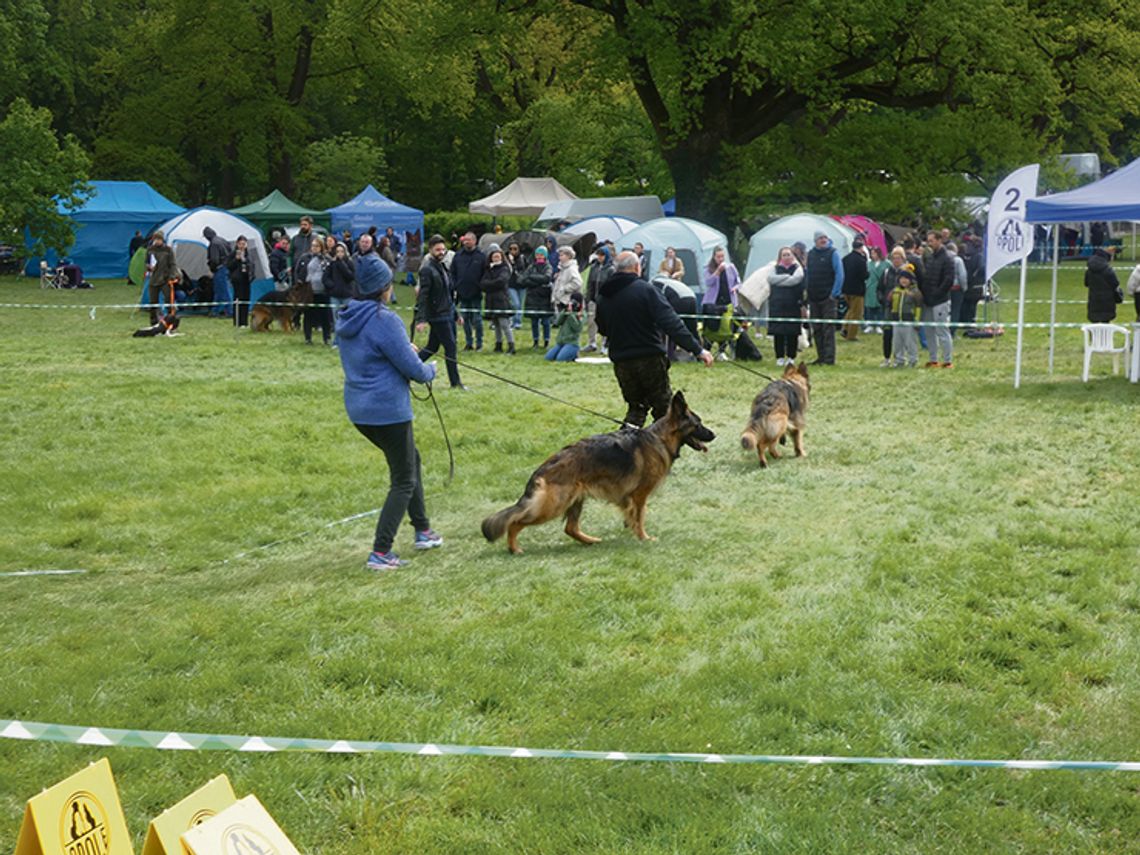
left=14, top=758, right=133, bottom=855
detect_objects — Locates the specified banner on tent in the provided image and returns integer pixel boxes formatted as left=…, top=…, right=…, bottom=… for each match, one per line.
left=985, top=165, right=1039, bottom=283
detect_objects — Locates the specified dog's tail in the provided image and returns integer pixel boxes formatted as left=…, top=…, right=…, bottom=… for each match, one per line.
left=740, top=429, right=758, bottom=452
left=481, top=481, right=540, bottom=542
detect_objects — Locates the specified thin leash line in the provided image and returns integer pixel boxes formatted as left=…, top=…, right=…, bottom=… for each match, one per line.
left=722, top=359, right=777, bottom=383
left=450, top=357, right=627, bottom=427
left=411, top=381, right=455, bottom=484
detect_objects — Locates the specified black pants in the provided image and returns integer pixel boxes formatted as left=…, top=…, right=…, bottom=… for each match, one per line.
left=773, top=334, right=798, bottom=359
left=1133, top=292, right=1140, bottom=321
left=960, top=289, right=983, bottom=328
left=419, top=318, right=462, bottom=387
left=354, top=421, right=429, bottom=553
left=232, top=277, right=250, bottom=327
left=883, top=326, right=893, bottom=360
left=304, top=292, right=331, bottom=343
left=612, top=353, right=671, bottom=427
left=808, top=296, right=837, bottom=363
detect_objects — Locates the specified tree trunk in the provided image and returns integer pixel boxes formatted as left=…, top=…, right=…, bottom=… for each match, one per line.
left=662, top=131, right=731, bottom=237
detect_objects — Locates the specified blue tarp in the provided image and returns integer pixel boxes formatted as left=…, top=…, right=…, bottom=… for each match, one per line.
left=327, top=185, right=424, bottom=241
left=1026, top=158, right=1140, bottom=223
left=29, top=181, right=184, bottom=278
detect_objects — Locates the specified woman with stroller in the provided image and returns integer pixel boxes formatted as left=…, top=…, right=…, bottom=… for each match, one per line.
left=296, top=236, right=332, bottom=345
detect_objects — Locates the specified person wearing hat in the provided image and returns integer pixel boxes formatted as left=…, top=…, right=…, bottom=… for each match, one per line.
left=887, top=264, right=921, bottom=368
left=551, top=245, right=582, bottom=311
left=805, top=230, right=844, bottom=364
left=480, top=243, right=515, bottom=353
left=336, top=252, right=442, bottom=571
left=145, top=230, right=179, bottom=325
left=521, top=246, right=555, bottom=348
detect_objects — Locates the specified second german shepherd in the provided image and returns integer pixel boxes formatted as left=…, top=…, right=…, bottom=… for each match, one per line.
left=249, top=282, right=311, bottom=333
left=740, top=362, right=811, bottom=467
left=482, top=390, right=716, bottom=554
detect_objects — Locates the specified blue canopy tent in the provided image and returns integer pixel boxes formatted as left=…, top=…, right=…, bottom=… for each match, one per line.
left=1025, top=157, right=1140, bottom=376
left=28, top=181, right=184, bottom=279
left=327, top=185, right=424, bottom=243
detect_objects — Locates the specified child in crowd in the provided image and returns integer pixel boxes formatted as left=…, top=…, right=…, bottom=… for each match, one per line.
left=546, top=293, right=584, bottom=362
left=888, top=266, right=922, bottom=368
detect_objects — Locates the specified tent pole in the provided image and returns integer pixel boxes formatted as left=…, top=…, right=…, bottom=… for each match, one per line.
left=1014, top=254, right=1028, bottom=389
left=1048, top=227, right=1059, bottom=374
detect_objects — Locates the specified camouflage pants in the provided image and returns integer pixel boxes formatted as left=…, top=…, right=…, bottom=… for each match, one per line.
left=612, top=353, right=672, bottom=428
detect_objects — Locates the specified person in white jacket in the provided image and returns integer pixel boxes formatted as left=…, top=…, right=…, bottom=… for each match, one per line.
left=551, top=246, right=582, bottom=311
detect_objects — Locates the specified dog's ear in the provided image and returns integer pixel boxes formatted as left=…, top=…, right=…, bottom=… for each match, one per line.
left=797, top=362, right=809, bottom=379
left=670, top=390, right=687, bottom=414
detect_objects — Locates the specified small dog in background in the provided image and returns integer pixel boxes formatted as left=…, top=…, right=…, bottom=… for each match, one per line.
left=740, top=362, right=811, bottom=467
left=249, top=282, right=310, bottom=333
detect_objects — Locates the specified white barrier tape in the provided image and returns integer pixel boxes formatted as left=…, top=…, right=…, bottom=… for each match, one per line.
left=0, top=569, right=87, bottom=578
left=2, top=719, right=1137, bottom=772
left=221, top=508, right=381, bottom=564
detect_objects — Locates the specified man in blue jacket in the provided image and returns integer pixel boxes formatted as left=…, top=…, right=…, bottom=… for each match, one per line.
left=805, top=231, right=844, bottom=365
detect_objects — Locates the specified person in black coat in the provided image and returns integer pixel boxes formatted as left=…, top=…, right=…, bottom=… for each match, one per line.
left=1085, top=247, right=1121, bottom=322
left=521, top=246, right=555, bottom=348
left=767, top=246, right=806, bottom=364
left=226, top=235, right=255, bottom=327
left=480, top=244, right=515, bottom=354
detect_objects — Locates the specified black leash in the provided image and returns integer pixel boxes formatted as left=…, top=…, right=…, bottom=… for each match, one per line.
left=411, top=382, right=455, bottom=484
left=723, top=358, right=777, bottom=383
left=451, top=357, right=627, bottom=427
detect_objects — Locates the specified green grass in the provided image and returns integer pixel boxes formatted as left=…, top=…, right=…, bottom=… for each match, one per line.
left=1, top=270, right=1138, bottom=853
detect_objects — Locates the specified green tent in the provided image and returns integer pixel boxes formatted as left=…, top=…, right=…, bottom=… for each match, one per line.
left=229, top=189, right=331, bottom=237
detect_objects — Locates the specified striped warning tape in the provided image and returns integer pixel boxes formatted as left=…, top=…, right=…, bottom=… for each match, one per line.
left=2, top=720, right=1137, bottom=772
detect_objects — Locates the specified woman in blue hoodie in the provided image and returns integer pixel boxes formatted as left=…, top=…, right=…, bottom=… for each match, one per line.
left=336, top=253, right=442, bottom=571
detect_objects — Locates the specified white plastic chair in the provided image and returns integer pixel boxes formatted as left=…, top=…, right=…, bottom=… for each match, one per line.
left=1081, top=323, right=1131, bottom=382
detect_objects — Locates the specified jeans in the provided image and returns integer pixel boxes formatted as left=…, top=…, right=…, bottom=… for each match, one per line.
left=459, top=297, right=483, bottom=348
left=545, top=343, right=579, bottom=362
left=489, top=316, right=514, bottom=347
left=419, top=318, right=462, bottom=387
left=530, top=314, right=551, bottom=345
left=922, top=301, right=953, bottom=363
left=353, top=421, right=429, bottom=554
left=329, top=295, right=349, bottom=343
left=212, top=265, right=232, bottom=317
left=509, top=287, right=526, bottom=327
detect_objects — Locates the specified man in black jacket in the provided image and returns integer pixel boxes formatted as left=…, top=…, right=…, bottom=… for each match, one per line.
left=596, top=251, right=713, bottom=426
left=203, top=226, right=232, bottom=317
left=451, top=231, right=486, bottom=351
left=921, top=231, right=955, bottom=367
left=415, top=234, right=465, bottom=389
left=840, top=238, right=868, bottom=341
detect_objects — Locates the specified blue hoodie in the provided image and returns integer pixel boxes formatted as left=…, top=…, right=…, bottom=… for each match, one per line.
left=336, top=299, right=436, bottom=425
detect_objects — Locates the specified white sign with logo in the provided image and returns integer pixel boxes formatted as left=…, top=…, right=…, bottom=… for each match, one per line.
left=985, top=164, right=1039, bottom=283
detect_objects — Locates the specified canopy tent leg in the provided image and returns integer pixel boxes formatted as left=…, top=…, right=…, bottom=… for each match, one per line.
left=1048, top=228, right=1059, bottom=374
left=1014, top=254, right=1029, bottom=388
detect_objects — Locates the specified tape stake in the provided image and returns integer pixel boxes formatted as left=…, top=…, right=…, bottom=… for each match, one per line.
left=1, top=719, right=1137, bottom=773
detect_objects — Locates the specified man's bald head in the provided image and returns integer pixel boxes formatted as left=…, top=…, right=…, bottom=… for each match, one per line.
left=615, top=251, right=640, bottom=273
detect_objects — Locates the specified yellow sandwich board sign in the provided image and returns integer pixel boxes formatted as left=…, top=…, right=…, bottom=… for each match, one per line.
left=179, top=795, right=299, bottom=855
left=140, top=776, right=237, bottom=855
left=13, top=758, right=133, bottom=855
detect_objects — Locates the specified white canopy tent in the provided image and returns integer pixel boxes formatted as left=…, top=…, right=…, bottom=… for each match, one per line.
left=560, top=215, right=640, bottom=246
left=1023, top=157, right=1140, bottom=380
left=744, top=213, right=857, bottom=278
left=468, top=177, right=577, bottom=217
left=619, top=217, right=728, bottom=295
left=535, top=196, right=663, bottom=226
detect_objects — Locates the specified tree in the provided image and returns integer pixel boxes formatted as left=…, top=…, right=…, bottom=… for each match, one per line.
left=0, top=98, right=90, bottom=258
left=296, top=133, right=387, bottom=209
left=565, top=0, right=1140, bottom=230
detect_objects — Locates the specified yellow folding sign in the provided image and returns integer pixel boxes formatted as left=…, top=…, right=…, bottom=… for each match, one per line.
left=13, top=757, right=133, bottom=855
left=179, top=795, right=300, bottom=855
left=140, top=775, right=237, bottom=855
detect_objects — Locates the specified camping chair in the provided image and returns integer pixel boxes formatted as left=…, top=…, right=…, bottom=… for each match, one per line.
left=1080, top=323, right=1131, bottom=381
left=40, top=261, right=68, bottom=289
left=699, top=304, right=738, bottom=359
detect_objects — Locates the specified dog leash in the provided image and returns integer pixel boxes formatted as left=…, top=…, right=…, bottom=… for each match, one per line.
left=723, top=359, right=776, bottom=383
left=411, top=381, right=455, bottom=484
left=450, top=357, right=628, bottom=427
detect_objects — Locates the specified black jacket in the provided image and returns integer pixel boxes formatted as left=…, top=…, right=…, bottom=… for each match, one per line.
left=521, top=262, right=554, bottom=315
left=226, top=247, right=255, bottom=289
left=480, top=262, right=512, bottom=314
left=921, top=246, right=954, bottom=306
left=1085, top=251, right=1120, bottom=322
left=451, top=247, right=486, bottom=300
left=584, top=260, right=614, bottom=303
left=596, top=271, right=703, bottom=361
left=416, top=255, right=455, bottom=322
left=841, top=250, right=868, bottom=297
left=324, top=254, right=356, bottom=299
left=204, top=228, right=230, bottom=273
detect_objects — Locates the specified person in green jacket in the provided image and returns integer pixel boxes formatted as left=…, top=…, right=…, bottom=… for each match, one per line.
left=863, top=245, right=888, bottom=333
left=546, top=293, right=584, bottom=362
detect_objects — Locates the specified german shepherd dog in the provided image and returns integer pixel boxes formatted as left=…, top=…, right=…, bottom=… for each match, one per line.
left=740, top=362, right=811, bottom=467
left=249, top=281, right=311, bottom=332
left=482, top=391, right=716, bottom=554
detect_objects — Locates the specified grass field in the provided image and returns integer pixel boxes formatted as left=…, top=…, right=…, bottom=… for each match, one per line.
left=1, top=268, right=1138, bottom=853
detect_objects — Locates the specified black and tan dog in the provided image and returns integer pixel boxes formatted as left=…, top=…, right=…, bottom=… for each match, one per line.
left=249, top=282, right=311, bottom=333
left=482, top=390, right=715, bottom=554
left=740, top=362, right=811, bottom=467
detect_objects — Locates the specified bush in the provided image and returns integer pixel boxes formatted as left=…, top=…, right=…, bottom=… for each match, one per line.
left=423, top=211, right=533, bottom=243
